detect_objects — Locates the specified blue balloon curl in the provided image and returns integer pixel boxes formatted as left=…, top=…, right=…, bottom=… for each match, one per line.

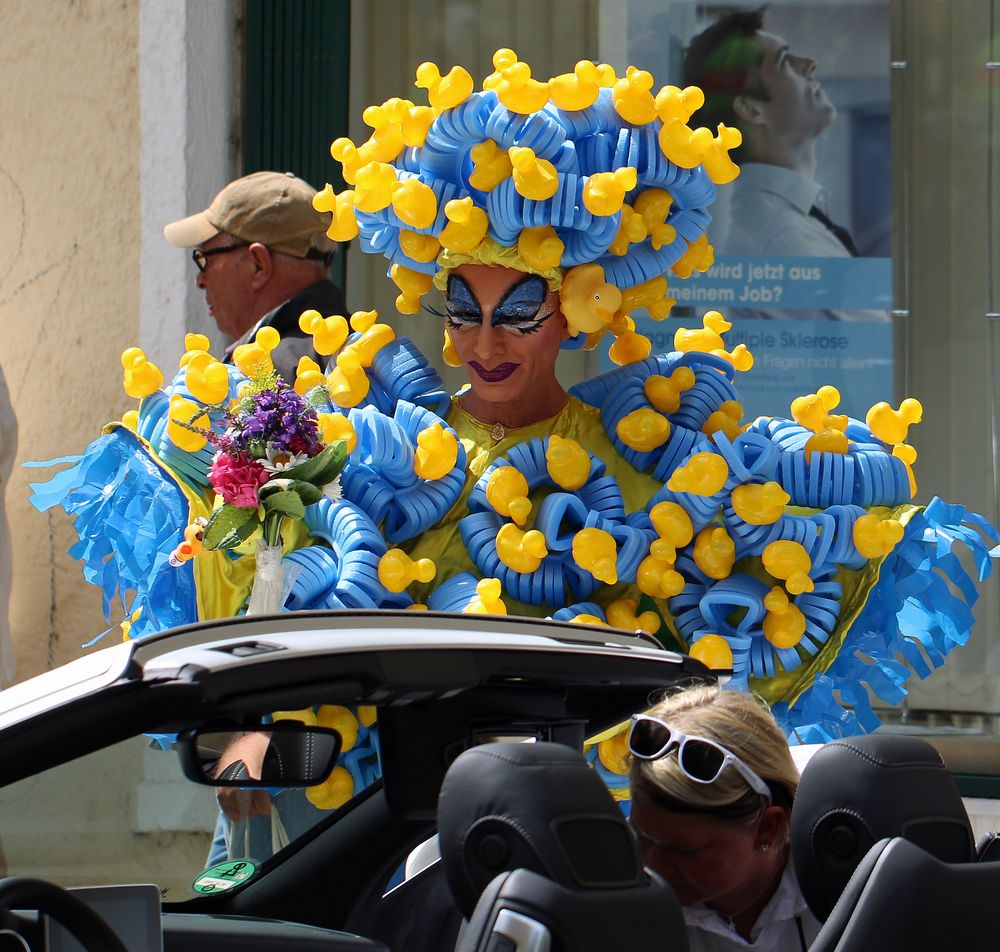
left=460, top=436, right=654, bottom=607
left=774, top=498, right=1000, bottom=743
left=27, top=427, right=198, bottom=641
left=315, top=334, right=450, bottom=419
left=353, top=87, right=718, bottom=293
left=426, top=572, right=485, bottom=612
left=551, top=602, right=607, bottom=624
left=574, top=356, right=941, bottom=698
left=282, top=498, right=406, bottom=611
left=340, top=401, right=467, bottom=545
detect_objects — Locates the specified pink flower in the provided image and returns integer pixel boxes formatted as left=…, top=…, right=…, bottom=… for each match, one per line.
left=209, top=451, right=269, bottom=508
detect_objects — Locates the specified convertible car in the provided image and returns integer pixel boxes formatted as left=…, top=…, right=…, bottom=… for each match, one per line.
left=1, top=610, right=999, bottom=952
left=0, top=610, right=709, bottom=950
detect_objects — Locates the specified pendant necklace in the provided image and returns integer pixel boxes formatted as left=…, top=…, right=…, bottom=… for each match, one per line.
left=490, top=421, right=506, bottom=443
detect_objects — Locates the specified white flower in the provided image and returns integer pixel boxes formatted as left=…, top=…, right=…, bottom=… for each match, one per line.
left=261, top=444, right=309, bottom=474
left=322, top=475, right=343, bottom=502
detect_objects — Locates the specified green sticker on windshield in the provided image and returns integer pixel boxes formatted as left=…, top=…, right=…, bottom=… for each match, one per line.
left=192, top=859, right=258, bottom=894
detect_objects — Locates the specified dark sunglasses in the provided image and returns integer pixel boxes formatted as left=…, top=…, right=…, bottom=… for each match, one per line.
left=628, top=714, right=773, bottom=803
left=192, top=243, right=248, bottom=272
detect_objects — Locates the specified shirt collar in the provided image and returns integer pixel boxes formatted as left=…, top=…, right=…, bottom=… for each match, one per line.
left=735, top=163, right=826, bottom=215
left=683, top=861, right=812, bottom=937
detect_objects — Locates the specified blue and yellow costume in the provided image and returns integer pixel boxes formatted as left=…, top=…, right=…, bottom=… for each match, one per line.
left=29, top=51, right=1000, bottom=813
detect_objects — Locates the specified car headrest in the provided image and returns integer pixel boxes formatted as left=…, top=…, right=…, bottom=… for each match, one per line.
left=791, top=734, right=974, bottom=921
left=437, top=742, right=643, bottom=918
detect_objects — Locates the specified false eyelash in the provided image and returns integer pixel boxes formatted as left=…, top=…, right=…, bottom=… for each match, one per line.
left=503, top=320, right=544, bottom=335
left=446, top=315, right=480, bottom=330
left=422, top=303, right=447, bottom=317
left=496, top=308, right=555, bottom=335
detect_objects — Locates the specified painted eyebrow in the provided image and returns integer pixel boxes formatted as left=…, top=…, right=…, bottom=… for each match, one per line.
left=445, top=275, right=482, bottom=314
left=492, top=274, right=549, bottom=324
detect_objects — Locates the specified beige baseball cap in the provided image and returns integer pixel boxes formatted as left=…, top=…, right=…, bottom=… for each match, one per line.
left=163, top=170, right=336, bottom=258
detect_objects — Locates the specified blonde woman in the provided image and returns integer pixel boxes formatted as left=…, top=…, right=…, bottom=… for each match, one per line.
left=629, top=686, right=819, bottom=950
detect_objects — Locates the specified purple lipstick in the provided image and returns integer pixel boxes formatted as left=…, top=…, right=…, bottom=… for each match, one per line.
left=469, top=361, right=519, bottom=382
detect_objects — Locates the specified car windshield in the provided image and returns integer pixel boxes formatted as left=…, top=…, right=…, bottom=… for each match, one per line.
left=0, top=707, right=379, bottom=902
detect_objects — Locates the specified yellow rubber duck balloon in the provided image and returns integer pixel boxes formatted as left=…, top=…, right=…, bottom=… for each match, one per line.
left=762, top=587, right=806, bottom=649
left=317, top=411, right=357, bottom=453
left=853, top=514, right=905, bottom=559
left=486, top=49, right=550, bottom=114
left=298, top=309, right=349, bottom=356
left=307, top=766, right=353, bottom=810
left=559, top=263, right=623, bottom=335
left=121, top=347, right=164, bottom=400
left=606, top=597, right=660, bottom=635
left=572, top=528, right=618, bottom=585
left=583, top=168, right=639, bottom=217
left=693, top=526, right=735, bottom=580
left=518, top=226, right=564, bottom=273
left=616, top=408, right=671, bottom=453
left=548, top=60, right=602, bottom=111
left=690, top=633, right=734, bottom=670
left=232, top=326, right=280, bottom=378
left=496, top=524, right=548, bottom=574
left=184, top=352, right=229, bottom=406
left=731, top=482, right=790, bottom=526
left=468, top=140, right=512, bottom=192
left=867, top=398, right=923, bottom=446
left=509, top=147, right=559, bottom=201
left=636, top=554, right=685, bottom=599
left=294, top=356, right=326, bottom=396
left=674, top=311, right=731, bottom=354
left=762, top=540, right=815, bottom=595
left=645, top=367, right=696, bottom=415
left=465, top=578, right=507, bottom=615
left=612, top=66, right=657, bottom=124
left=654, top=84, right=705, bottom=125
left=414, top=61, right=474, bottom=112
left=326, top=348, right=370, bottom=408
left=439, top=198, right=490, bottom=253
left=413, top=423, right=459, bottom=481
left=486, top=467, right=532, bottom=526
left=649, top=500, right=694, bottom=561
left=378, top=548, right=437, bottom=593
left=546, top=435, right=591, bottom=490
left=668, top=452, right=729, bottom=496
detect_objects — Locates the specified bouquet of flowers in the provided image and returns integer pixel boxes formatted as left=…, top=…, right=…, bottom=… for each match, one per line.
left=177, top=367, right=347, bottom=615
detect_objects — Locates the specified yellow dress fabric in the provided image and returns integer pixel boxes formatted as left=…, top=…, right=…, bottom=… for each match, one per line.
left=402, top=396, right=664, bottom=616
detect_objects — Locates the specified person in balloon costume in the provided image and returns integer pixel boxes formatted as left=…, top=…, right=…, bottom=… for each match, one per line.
left=31, top=50, right=998, bottom=816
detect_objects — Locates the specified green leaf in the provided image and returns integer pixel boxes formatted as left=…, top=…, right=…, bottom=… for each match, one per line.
left=261, top=490, right=305, bottom=520
left=202, top=504, right=261, bottom=550
left=283, top=440, right=347, bottom=485
left=258, top=478, right=293, bottom=499
left=288, top=480, right=323, bottom=506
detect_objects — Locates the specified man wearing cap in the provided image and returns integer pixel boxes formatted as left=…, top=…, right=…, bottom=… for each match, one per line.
left=164, top=170, right=347, bottom=381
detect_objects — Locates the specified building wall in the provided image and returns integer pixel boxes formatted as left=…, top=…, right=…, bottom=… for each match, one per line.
left=1, top=1, right=143, bottom=680
left=0, top=0, right=238, bottom=682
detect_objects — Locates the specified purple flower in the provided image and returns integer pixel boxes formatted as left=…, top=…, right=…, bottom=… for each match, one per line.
left=226, top=381, right=321, bottom=458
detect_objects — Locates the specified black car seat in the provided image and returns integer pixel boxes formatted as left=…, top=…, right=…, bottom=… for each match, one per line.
left=791, top=733, right=1000, bottom=951
left=436, top=741, right=689, bottom=952
left=975, top=830, right=1000, bottom=861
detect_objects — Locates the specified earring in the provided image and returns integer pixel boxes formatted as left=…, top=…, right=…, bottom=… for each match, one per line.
left=755, top=842, right=770, bottom=853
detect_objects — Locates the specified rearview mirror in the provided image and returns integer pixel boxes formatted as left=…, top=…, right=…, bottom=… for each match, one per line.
left=177, top=724, right=342, bottom=787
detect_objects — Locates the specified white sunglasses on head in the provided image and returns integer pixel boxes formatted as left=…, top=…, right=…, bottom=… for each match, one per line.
left=628, top=714, right=773, bottom=804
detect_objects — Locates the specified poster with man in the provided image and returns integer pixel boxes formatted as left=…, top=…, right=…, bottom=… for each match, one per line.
left=609, top=0, right=892, bottom=420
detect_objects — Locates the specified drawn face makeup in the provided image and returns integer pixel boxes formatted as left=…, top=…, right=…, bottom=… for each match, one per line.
left=444, top=264, right=569, bottom=420
left=445, top=273, right=554, bottom=335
